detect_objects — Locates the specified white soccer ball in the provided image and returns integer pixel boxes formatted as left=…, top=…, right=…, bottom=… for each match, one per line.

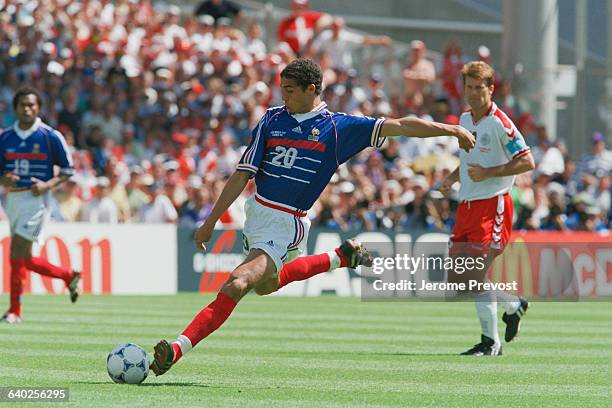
left=106, top=343, right=150, bottom=384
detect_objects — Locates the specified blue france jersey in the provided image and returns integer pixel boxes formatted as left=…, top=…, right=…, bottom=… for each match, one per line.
left=237, top=102, right=385, bottom=211
left=0, top=119, right=74, bottom=188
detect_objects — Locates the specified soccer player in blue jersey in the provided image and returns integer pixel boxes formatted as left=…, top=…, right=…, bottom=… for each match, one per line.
left=150, top=58, right=475, bottom=375
left=0, top=87, right=80, bottom=324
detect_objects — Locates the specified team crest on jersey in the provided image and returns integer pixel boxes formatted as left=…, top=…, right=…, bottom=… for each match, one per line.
left=308, top=128, right=320, bottom=142
left=33, top=143, right=40, bottom=153
left=480, top=133, right=491, bottom=146
left=478, top=133, right=492, bottom=153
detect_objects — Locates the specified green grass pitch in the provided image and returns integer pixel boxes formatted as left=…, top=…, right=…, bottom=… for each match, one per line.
left=0, top=294, right=610, bottom=407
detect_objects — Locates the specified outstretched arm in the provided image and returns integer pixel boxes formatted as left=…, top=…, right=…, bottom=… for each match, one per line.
left=380, top=117, right=475, bottom=152
left=194, top=170, right=251, bottom=250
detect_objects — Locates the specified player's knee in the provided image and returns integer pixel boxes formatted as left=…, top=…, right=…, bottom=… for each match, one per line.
left=10, top=237, right=31, bottom=259
left=220, top=275, right=251, bottom=299
left=254, top=280, right=279, bottom=296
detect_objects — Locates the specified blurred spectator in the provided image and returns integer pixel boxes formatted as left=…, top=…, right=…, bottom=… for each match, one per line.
left=179, top=188, right=214, bottom=228
left=566, top=192, right=606, bottom=232
left=530, top=125, right=550, bottom=165
left=107, top=165, right=131, bottom=222
left=494, top=79, right=527, bottom=122
left=517, top=113, right=538, bottom=147
left=526, top=186, right=550, bottom=229
left=431, top=97, right=459, bottom=125
left=365, top=72, right=388, bottom=101
left=477, top=45, right=492, bottom=65
left=244, top=22, right=267, bottom=59
left=439, top=40, right=465, bottom=113
left=138, top=176, right=178, bottom=223
left=311, top=17, right=391, bottom=71
left=277, top=0, right=332, bottom=55
left=401, top=175, right=431, bottom=230
left=594, top=175, right=611, bottom=216
left=532, top=126, right=564, bottom=179
left=84, top=125, right=111, bottom=175
left=194, top=0, right=242, bottom=24
left=540, top=183, right=568, bottom=231
left=126, top=167, right=150, bottom=220
left=551, top=159, right=579, bottom=198
left=55, top=179, right=83, bottom=223
left=58, top=87, right=84, bottom=148
left=163, top=161, right=188, bottom=209
left=403, top=40, right=435, bottom=110
left=576, top=132, right=612, bottom=179
left=81, top=177, right=119, bottom=223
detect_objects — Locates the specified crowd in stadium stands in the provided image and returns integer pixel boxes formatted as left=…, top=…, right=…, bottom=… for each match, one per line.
left=0, top=0, right=609, bottom=233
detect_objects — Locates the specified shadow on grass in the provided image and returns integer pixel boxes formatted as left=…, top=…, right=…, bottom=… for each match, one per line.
left=76, top=380, right=282, bottom=390
left=375, top=352, right=462, bottom=357
left=75, top=381, right=212, bottom=387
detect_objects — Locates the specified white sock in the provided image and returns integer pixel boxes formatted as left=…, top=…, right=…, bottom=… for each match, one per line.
left=327, top=251, right=341, bottom=271
left=474, top=291, right=500, bottom=345
left=495, top=290, right=520, bottom=314
left=174, top=334, right=193, bottom=356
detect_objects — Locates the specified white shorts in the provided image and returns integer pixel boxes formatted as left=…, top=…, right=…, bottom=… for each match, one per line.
left=5, top=190, right=50, bottom=242
left=242, top=194, right=310, bottom=273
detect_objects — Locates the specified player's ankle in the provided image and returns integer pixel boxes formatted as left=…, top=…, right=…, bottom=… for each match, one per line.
left=172, top=334, right=192, bottom=363
left=334, top=248, right=349, bottom=268
left=171, top=342, right=183, bottom=363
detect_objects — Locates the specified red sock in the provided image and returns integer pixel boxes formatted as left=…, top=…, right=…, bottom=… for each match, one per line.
left=171, top=343, right=183, bottom=362
left=9, top=259, right=27, bottom=316
left=173, top=292, right=237, bottom=363
left=278, top=253, right=332, bottom=288
left=24, top=257, right=72, bottom=284
left=335, top=248, right=349, bottom=268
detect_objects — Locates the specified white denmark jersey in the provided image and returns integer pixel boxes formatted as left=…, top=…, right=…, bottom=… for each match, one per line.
left=458, top=103, right=530, bottom=201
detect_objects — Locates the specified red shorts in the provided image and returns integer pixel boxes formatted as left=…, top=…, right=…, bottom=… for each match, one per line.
left=450, top=193, right=513, bottom=254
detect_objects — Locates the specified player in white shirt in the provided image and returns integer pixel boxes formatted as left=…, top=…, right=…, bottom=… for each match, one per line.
left=440, top=62, right=535, bottom=356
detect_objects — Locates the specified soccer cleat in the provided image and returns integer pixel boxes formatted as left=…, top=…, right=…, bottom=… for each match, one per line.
left=0, top=312, right=22, bottom=324
left=460, top=335, right=502, bottom=356
left=150, top=339, right=174, bottom=376
left=339, top=239, right=374, bottom=268
left=68, top=271, right=81, bottom=303
left=502, top=297, right=529, bottom=342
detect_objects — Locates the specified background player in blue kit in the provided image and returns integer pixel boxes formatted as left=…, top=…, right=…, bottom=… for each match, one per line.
left=0, top=87, right=80, bottom=324
left=150, top=58, right=476, bottom=375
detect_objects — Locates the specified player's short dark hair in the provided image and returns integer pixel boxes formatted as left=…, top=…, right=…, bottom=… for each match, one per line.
left=13, top=86, right=43, bottom=110
left=280, top=58, right=323, bottom=95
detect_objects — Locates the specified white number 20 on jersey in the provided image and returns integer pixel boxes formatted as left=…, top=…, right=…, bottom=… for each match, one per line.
left=14, top=159, right=30, bottom=175
left=271, top=146, right=298, bottom=168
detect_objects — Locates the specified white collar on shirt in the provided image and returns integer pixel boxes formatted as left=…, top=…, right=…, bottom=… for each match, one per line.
left=13, top=117, right=42, bottom=140
left=290, top=101, right=328, bottom=123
